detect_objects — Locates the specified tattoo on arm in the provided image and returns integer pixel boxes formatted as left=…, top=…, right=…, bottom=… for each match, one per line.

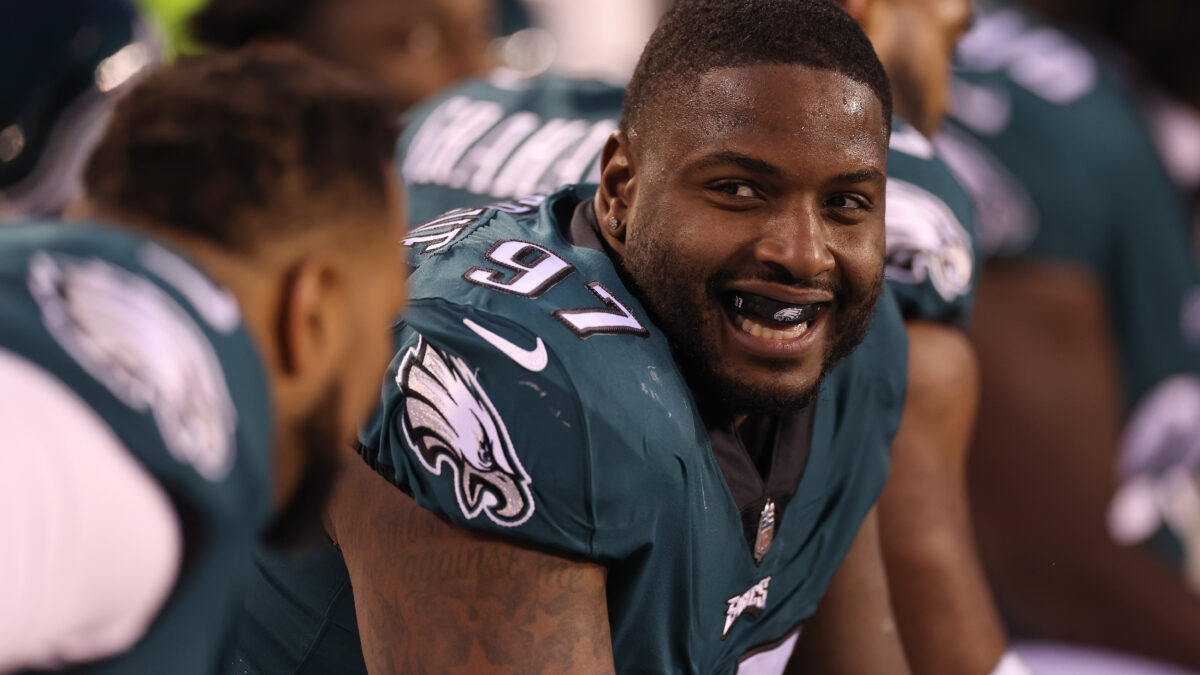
left=332, top=453, right=615, bottom=675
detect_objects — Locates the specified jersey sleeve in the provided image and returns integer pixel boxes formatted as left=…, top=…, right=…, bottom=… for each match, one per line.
left=883, top=174, right=978, bottom=327
left=356, top=297, right=600, bottom=559
left=949, top=63, right=1200, bottom=407
left=883, top=121, right=981, bottom=328
left=1101, top=112, right=1200, bottom=406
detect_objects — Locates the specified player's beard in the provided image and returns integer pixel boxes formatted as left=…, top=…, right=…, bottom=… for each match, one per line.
left=261, top=385, right=343, bottom=551
left=618, top=225, right=883, bottom=418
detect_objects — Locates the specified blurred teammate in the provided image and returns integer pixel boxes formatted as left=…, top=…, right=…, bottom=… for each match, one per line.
left=229, top=1, right=912, bottom=672
left=399, top=0, right=1015, bottom=672
left=834, top=1, right=1024, bottom=673
left=189, top=0, right=492, bottom=111
left=935, top=1, right=1200, bottom=671
left=0, top=0, right=157, bottom=223
left=1024, top=0, right=1200, bottom=249
left=0, top=46, right=405, bottom=673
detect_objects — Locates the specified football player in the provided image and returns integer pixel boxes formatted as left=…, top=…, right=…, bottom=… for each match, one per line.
left=935, top=0, right=1200, bottom=671
left=397, top=0, right=1014, bottom=672
left=1017, top=0, right=1200, bottom=252
left=0, top=46, right=406, bottom=673
left=189, top=0, right=492, bottom=112
left=227, top=1, right=912, bottom=673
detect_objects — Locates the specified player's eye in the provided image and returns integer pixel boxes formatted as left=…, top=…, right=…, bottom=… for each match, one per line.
left=709, top=181, right=760, bottom=199
left=825, top=194, right=870, bottom=210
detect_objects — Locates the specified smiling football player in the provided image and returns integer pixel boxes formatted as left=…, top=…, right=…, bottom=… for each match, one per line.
left=226, top=1, right=913, bottom=673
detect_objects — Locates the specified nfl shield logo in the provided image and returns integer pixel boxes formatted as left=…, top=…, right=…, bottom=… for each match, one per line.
left=754, top=499, right=776, bottom=564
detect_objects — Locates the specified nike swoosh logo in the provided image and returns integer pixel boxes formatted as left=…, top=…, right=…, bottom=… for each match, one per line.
left=463, top=318, right=548, bottom=372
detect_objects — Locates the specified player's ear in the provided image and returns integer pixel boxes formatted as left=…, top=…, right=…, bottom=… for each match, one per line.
left=596, top=130, right=636, bottom=253
left=277, top=255, right=350, bottom=405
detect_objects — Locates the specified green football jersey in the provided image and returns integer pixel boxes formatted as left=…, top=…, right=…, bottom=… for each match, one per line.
left=938, top=5, right=1200, bottom=574
left=0, top=222, right=273, bottom=674
left=399, top=73, right=622, bottom=225
left=943, top=4, right=1200, bottom=408
left=398, top=73, right=979, bottom=327
left=228, top=185, right=908, bottom=674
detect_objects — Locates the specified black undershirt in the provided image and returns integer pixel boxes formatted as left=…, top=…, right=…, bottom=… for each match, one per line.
left=567, top=200, right=817, bottom=556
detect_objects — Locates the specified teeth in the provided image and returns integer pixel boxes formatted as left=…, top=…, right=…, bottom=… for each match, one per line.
left=738, top=316, right=809, bottom=340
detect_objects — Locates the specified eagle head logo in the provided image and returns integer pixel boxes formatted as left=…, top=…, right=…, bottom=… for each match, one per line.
left=398, top=339, right=534, bottom=527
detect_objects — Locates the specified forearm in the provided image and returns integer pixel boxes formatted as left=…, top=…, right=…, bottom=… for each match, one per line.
left=878, top=321, right=1008, bottom=675
left=787, top=510, right=910, bottom=675
left=880, top=478, right=1009, bottom=674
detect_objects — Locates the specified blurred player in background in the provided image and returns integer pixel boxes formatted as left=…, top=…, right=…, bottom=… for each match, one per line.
left=0, top=46, right=405, bottom=673
left=832, top=1, right=1024, bottom=673
left=398, top=0, right=1016, bottom=672
left=190, top=0, right=492, bottom=113
left=0, top=0, right=158, bottom=223
left=228, top=1, right=913, bottom=672
left=935, top=0, right=1200, bottom=672
left=1026, top=0, right=1200, bottom=251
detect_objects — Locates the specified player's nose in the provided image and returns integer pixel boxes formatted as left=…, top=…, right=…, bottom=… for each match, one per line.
left=752, top=206, right=836, bottom=281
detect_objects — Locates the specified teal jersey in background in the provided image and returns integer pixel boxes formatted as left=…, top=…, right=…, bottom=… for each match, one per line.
left=0, top=223, right=274, bottom=674
left=398, top=72, right=980, bottom=328
left=937, top=4, right=1200, bottom=579
left=229, top=185, right=908, bottom=674
left=885, top=119, right=979, bottom=327
left=399, top=72, right=621, bottom=225
left=940, top=4, right=1200, bottom=408
left=1142, top=93, right=1200, bottom=251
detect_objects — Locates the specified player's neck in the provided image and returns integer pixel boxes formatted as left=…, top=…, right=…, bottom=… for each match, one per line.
left=71, top=204, right=276, bottom=320
left=71, top=202, right=295, bottom=477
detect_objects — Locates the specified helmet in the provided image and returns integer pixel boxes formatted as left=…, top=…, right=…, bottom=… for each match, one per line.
left=0, top=0, right=158, bottom=221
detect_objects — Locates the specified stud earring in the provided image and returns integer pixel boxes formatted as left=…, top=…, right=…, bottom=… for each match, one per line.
left=608, top=217, right=621, bottom=230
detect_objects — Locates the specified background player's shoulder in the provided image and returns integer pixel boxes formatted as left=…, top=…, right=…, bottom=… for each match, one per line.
left=404, top=71, right=623, bottom=132
left=953, top=6, right=1148, bottom=157
left=0, top=221, right=272, bottom=493
left=949, top=6, right=1185, bottom=272
left=399, top=74, right=622, bottom=223
left=885, top=119, right=979, bottom=326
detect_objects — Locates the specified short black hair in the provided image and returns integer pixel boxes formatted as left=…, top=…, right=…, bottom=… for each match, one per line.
left=1025, top=0, right=1200, bottom=108
left=621, top=0, right=892, bottom=139
left=84, top=44, right=399, bottom=251
left=188, top=0, right=320, bottom=49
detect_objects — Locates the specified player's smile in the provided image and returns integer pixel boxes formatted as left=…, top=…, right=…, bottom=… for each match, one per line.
left=719, top=284, right=832, bottom=356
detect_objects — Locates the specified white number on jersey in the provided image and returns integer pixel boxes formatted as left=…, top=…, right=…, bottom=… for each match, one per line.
left=465, top=240, right=576, bottom=298
left=465, top=239, right=648, bottom=339
left=553, top=282, right=649, bottom=338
